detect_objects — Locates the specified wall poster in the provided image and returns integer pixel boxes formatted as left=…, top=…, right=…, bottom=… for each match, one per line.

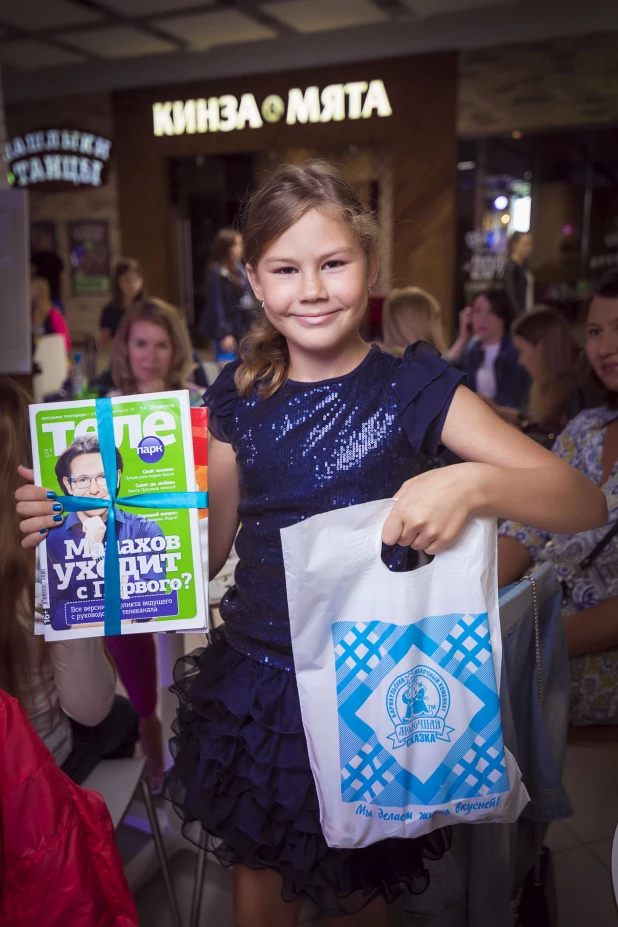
left=68, top=220, right=111, bottom=296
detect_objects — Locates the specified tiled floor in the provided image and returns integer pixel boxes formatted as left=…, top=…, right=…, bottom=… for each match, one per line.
left=121, top=747, right=618, bottom=926
left=546, top=746, right=618, bottom=927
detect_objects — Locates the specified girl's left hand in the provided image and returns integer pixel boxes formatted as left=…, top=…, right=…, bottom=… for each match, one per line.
left=382, top=464, right=481, bottom=556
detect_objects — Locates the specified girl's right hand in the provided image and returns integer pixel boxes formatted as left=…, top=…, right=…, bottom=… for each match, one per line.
left=15, top=465, right=63, bottom=549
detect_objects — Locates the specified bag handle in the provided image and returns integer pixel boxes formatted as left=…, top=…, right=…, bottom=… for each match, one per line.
left=373, top=505, right=493, bottom=576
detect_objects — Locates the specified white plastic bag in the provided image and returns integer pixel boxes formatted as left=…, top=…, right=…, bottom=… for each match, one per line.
left=281, top=499, right=529, bottom=849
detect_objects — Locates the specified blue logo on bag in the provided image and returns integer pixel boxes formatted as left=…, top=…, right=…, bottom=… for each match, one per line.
left=386, top=665, right=454, bottom=748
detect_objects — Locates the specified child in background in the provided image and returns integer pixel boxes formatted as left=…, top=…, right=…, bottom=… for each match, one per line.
left=16, top=162, right=607, bottom=927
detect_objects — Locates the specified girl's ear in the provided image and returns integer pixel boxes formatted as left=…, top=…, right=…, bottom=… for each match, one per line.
left=367, top=252, right=380, bottom=289
left=246, top=264, right=263, bottom=302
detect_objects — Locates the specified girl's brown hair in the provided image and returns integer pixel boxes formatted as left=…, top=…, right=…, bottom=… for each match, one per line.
left=210, top=228, right=240, bottom=265
left=579, top=275, right=618, bottom=409
left=382, top=287, right=446, bottom=355
left=111, top=298, right=195, bottom=395
left=236, top=161, right=379, bottom=399
left=513, top=308, right=579, bottom=424
left=0, top=376, right=38, bottom=705
left=111, top=257, right=145, bottom=307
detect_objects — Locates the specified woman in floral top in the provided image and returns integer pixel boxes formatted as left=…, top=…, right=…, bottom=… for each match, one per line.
left=499, top=276, right=618, bottom=725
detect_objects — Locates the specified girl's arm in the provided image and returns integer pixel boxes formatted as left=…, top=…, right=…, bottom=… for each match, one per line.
left=383, top=386, right=607, bottom=554
left=208, top=435, right=240, bottom=579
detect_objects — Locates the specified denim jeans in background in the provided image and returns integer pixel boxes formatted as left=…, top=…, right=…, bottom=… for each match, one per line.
left=403, top=562, right=570, bottom=927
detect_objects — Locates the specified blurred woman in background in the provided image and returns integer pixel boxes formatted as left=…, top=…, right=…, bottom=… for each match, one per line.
left=381, top=286, right=447, bottom=355
left=499, top=277, right=618, bottom=725
left=98, top=258, right=145, bottom=352
left=487, top=308, right=582, bottom=445
left=32, top=276, right=71, bottom=355
left=447, top=288, right=530, bottom=411
left=200, top=228, right=255, bottom=358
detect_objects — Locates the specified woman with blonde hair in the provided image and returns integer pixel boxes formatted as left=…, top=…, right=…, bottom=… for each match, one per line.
left=111, top=298, right=203, bottom=403
left=487, top=308, right=581, bottom=443
left=1, top=376, right=138, bottom=783
left=381, top=286, right=447, bottom=354
left=31, top=276, right=71, bottom=354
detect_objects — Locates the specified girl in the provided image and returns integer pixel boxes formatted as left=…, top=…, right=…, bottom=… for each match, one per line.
left=16, top=162, right=606, bottom=926
left=0, top=376, right=138, bottom=785
left=107, top=298, right=203, bottom=791
left=447, top=288, right=530, bottom=410
left=200, top=228, right=255, bottom=358
left=486, top=307, right=582, bottom=445
left=498, top=278, right=618, bottom=725
left=381, top=286, right=447, bottom=355
left=32, top=276, right=71, bottom=355
left=98, top=257, right=145, bottom=352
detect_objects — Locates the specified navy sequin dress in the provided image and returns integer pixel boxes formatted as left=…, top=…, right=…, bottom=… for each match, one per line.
left=165, top=343, right=465, bottom=917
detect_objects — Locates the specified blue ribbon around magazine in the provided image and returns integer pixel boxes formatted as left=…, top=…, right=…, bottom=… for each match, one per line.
left=56, top=396, right=208, bottom=637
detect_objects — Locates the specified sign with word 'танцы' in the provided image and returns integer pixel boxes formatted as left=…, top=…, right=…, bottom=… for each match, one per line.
left=5, top=129, right=112, bottom=190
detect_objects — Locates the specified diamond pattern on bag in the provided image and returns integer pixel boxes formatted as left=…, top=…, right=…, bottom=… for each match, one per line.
left=333, top=614, right=508, bottom=807
left=450, top=736, right=506, bottom=795
left=437, top=613, right=492, bottom=675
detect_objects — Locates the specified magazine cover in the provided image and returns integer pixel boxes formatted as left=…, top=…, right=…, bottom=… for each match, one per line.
left=30, top=391, right=208, bottom=640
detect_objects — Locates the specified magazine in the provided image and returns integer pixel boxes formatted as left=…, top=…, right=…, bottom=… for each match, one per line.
left=30, top=391, right=208, bottom=640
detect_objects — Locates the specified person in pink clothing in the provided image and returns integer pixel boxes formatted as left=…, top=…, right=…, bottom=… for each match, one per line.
left=32, top=276, right=71, bottom=354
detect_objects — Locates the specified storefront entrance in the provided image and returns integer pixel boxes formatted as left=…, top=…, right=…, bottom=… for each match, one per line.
left=113, top=52, right=459, bottom=335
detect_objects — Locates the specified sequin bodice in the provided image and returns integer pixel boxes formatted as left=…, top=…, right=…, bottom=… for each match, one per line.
left=209, top=345, right=461, bottom=670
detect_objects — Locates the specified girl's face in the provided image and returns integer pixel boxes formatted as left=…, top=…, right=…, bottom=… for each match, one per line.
left=587, top=295, right=618, bottom=393
left=119, top=268, right=143, bottom=303
left=247, top=209, right=378, bottom=358
left=471, top=295, right=504, bottom=344
left=127, top=320, right=173, bottom=387
left=513, top=335, right=542, bottom=379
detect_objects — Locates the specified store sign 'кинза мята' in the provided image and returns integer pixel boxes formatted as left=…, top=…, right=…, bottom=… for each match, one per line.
left=153, top=80, right=393, bottom=136
left=4, top=129, right=112, bottom=190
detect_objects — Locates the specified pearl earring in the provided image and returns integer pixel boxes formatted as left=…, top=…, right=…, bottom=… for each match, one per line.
left=367, top=285, right=372, bottom=295
left=261, top=299, right=265, bottom=310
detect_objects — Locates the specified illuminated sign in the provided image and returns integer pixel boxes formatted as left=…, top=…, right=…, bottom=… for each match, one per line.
left=4, top=129, right=112, bottom=190
left=153, top=80, right=392, bottom=137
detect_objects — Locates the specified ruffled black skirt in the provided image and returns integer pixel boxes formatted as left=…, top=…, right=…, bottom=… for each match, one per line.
left=164, top=635, right=451, bottom=917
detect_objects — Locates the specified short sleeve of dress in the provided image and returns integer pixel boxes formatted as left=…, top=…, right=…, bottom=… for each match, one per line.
left=203, top=358, right=242, bottom=443
left=395, top=342, right=466, bottom=457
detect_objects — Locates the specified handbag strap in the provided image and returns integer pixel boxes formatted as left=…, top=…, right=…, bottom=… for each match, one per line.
left=518, top=573, right=544, bottom=710
left=580, top=518, right=618, bottom=570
